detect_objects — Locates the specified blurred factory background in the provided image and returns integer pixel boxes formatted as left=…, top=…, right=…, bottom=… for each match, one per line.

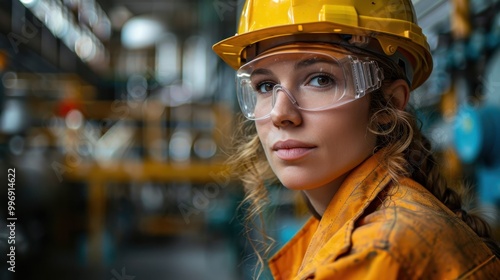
left=0, top=0, right=499, bottom=279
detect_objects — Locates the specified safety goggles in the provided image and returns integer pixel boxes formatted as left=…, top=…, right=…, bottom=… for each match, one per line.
left=236, top=50, right=384, bottom=120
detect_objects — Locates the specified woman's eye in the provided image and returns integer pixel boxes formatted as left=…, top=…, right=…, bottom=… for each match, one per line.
left=309, top=75, right=333, bottom=87
left=256, top=82, right=275, bottom=93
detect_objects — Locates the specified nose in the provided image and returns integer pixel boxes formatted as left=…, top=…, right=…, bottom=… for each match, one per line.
left=270, top=86, right=302, bottom=127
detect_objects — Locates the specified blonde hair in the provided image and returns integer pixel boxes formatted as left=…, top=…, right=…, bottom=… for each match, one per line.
left=369, top=88, right=500, bottom=256
left=226, top=117, right=277, bottom=278
left=226, top=52, right=500, bottom=278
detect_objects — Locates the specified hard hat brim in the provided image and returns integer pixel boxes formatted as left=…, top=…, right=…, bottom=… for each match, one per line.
left=213, top=21, right=432, bottom=90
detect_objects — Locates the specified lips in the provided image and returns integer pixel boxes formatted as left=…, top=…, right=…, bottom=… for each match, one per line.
left=272, top=140, right=316, bottom=161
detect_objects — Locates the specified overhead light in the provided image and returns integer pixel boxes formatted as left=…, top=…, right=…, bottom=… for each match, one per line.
left=19, top=0, right=38, bottom=7
left=121, top=16, right=165, bottom=49
left=18, top=0, right=109, bottom=67
left=156, top=33, right=179, bottom=84
left=75, top=35, right=96, bottom=61
left=182, top=36, right=207, bottom=99
left=46, top=7, right=69, bottom=38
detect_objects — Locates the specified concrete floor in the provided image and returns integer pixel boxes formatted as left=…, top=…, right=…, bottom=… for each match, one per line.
left=11, top=234, right=246, bottom=280
left=108, top=236, right=241, bottom=280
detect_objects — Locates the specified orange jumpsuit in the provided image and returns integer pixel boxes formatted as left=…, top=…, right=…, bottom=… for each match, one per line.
left=269, top=152, right=500, bottom=279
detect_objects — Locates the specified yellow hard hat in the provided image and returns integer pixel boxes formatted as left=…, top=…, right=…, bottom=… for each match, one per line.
left=213, top=0, right=433, bottom=90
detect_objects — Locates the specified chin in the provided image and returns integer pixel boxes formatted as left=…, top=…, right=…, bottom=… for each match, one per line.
left=277, top=174, right=323, bottom=191
left=280, top=182, right=307, bottom=191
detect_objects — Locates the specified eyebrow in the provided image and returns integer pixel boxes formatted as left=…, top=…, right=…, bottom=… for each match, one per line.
left=295, top=57, right=338, bottom=70
left=249, top=56, right=340, bottom=78
left=250, top=68, right=273, bottom=77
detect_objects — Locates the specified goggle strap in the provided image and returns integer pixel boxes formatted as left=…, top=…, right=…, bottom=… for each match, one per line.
left=350, top=57, right=384, bottom=98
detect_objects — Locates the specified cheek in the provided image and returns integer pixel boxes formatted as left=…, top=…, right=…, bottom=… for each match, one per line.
left=319, top=99, right=375, bottom=155
left=255, top=121, right=267, bottom=143
left=255, top=121, right=271, bottom=154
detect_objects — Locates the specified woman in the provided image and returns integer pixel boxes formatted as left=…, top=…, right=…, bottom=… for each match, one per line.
left=213, top=0, right=500, bottom=279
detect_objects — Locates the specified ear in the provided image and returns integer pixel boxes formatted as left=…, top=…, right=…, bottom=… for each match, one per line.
left=384, top=79, right=410, bottom=110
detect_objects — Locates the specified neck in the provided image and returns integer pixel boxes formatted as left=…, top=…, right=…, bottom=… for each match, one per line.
left=302, top=173, right=349, bottom=217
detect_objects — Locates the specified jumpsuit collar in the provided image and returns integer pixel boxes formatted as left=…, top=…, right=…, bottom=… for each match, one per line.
left=269, top=150, right=392, bottom=278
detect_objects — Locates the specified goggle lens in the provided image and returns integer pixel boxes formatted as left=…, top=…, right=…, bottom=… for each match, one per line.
left=236, top=51, right=384, bottom=120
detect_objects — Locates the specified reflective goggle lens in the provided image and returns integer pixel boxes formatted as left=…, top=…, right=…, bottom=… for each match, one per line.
left=236, top=51, right=383, bottom=120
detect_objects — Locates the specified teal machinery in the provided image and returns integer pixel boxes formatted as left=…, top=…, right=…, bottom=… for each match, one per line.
left=454, top=33, right=500, bottom=209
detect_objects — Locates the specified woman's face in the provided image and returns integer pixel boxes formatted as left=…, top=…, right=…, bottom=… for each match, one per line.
left=253, top=45, right=378, bottom=191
